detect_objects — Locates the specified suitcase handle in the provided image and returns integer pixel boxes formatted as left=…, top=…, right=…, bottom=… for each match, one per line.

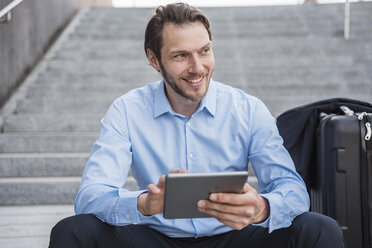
left=340, top=105, right=354, bottom=116
left=365, top=122, right=371, bottom=141
left=356, top=112, right=371, bottom=141
left=338, top=107, right=371, bottom=141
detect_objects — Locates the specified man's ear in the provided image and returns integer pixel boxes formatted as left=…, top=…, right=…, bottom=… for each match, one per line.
left=146, top=49, right=161, bottom=72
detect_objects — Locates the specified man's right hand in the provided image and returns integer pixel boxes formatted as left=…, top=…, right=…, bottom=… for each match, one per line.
left=137, top=169, right=188, bottom=216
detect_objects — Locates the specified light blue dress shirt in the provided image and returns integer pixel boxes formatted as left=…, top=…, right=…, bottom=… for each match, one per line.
left=75, top=79, right=309, bottom=237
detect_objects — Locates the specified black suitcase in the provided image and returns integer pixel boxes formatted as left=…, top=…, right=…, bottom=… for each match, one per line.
left=311, top=106, right=372, bottom=247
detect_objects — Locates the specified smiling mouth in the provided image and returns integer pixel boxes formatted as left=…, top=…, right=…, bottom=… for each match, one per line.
left=186, top=76, right=204, bottom=83
left=183, top=75, right=205, bottom=86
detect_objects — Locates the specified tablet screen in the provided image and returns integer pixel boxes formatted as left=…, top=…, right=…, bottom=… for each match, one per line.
left=163, top=171, right=249, bottom=219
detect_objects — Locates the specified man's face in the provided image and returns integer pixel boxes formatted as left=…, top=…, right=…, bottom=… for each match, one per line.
left=157, top=21, right=215, bottom=103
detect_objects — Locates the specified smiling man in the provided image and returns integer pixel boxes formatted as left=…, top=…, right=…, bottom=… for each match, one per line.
left=49, top=3, right=345, bottom=247
left=147, top=20, right=214, bottom=117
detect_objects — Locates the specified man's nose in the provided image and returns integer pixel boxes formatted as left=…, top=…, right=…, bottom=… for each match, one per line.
left=188, top=55, right=204, bottom=74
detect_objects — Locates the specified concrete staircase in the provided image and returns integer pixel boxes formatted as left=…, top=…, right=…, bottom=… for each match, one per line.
left=0, top=3, right=372, bottom=208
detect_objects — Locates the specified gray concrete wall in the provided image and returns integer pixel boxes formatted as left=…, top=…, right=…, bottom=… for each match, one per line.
left=0, top=0, right=108, bottom=107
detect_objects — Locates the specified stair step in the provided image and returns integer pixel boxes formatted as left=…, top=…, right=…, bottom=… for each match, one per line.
left=0, top=133, right=97, bottom=153
left=30, top=81, right=146, bottom=90
left=0, top=153, right=88, bottom=177
left=214, top=40, right=370, bottom=58
left=24, top=91, right=123, bottom=100
left=0, top=176, right=138, bottom=205
left=15, top=98, right=111, bottom=114
left=3, top=115, right=102, bottom=132
left=0, top=204, right=74, bottom=225
left=214, top=66, right=372, bottom=86
left=26, top=86, right=132, bottom=97
left=35, top=70, right=160, bottom=84
left=46, top=58, right=149, bottom=69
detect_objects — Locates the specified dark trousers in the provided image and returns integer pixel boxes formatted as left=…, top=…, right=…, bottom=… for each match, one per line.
left=49, top=212, right=345, bottom=248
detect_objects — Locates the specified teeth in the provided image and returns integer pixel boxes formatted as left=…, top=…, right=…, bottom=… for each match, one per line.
left=188, top=77, right=203, bottom=83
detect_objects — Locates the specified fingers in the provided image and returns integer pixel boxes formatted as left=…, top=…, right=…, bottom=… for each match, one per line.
left=198, top=199, right=255, bottom=218
left=215, top=218, right=249, bottom=230
left=201, top=207, right=250, bottom=230
left=170, top=169, right=188, bottom=174
left=196, top=183, right=261, bottom=230
left=208, top=184, right=257, bottom=206
left=197, top=201, right=254, bottom=230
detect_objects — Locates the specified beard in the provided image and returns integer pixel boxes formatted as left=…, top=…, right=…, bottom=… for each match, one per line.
left=159, top=61, right=211, bottom=103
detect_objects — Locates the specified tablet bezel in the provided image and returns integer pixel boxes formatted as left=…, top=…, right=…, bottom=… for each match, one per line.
left=163, top=171, right=249, bottom=219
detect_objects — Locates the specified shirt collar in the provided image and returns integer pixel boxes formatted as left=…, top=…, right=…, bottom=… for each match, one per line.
left=154, top=80, right=172, bottom=118
left=153, top=79, right=217, bottom=118
left=198, top=79, right=216, bottom=117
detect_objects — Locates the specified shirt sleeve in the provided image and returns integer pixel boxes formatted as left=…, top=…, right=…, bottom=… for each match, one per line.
left=74, top=98, right=146, bottom=225
left=248, top=99, right=310, bottom=233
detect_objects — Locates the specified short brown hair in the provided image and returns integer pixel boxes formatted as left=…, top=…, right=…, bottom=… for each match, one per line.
left=144, top=2, right=212, bottom=61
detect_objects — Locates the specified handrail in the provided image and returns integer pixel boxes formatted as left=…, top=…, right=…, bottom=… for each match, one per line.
left=0, top=0, right=23, bottom=24
left=344, top=0, right=350, bottom=39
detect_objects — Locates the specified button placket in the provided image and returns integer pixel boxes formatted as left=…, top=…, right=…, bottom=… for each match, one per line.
left=185, top=120, right=193, bottom=170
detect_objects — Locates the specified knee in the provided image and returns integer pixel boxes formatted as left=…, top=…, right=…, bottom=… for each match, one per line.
left=49, top=214, right=101, bottom=247
left=298, top=212, right=342, bottom=235
left=291, top=212, right=345, bottom=247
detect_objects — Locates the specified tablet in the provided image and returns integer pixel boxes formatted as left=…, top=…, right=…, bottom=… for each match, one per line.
left=163, top=171, right=249, bottom=219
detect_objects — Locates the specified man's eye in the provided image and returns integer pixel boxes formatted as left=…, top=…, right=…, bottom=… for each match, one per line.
left=201, top=48, right=210, bottom=55
left=174, top=54, right=185, bottom=58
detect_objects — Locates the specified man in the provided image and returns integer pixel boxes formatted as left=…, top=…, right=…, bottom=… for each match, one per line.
left=50, top=3, right=345, bottom=247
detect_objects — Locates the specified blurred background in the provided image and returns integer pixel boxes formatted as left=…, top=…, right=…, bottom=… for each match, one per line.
left=0, top=0, right=371, bottom=247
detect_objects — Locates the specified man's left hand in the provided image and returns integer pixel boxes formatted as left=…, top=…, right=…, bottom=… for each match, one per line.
left=197, top=183, right=269, bottom=230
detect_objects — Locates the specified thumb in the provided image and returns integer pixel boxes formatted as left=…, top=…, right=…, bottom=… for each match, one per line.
left=242, top=183, right=252, bottom=193
left=148, top=184, right=161, bottom=194
left=156, top=175, right=166, bottom=190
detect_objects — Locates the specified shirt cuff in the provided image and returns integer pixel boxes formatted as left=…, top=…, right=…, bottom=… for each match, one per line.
left=115, top=189, right=148, bottom=224
left=135, top=191, right=159, bottom=222
left=251, top=194, right=270, bottom=229
left=256, top=193, right=293, bottom=233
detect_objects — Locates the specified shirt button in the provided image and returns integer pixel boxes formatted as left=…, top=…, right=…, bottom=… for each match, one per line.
left=188, top=153, right=193, bottom=159
left=273, top=220, right=277, bottom=226
left=186, top=122, right=191, bottom=127
left=126, top=213, right=130, bottom=219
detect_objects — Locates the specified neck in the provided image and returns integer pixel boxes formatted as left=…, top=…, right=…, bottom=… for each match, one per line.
left=164, top=84, right=200, bottom=118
